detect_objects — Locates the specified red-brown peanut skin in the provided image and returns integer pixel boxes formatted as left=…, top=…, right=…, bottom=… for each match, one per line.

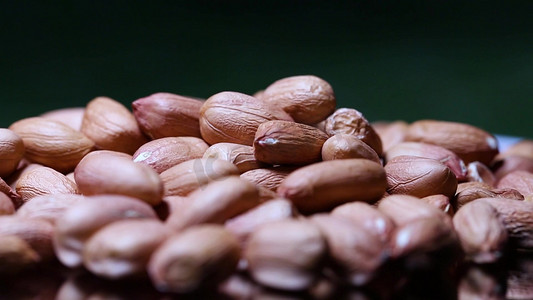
left=40, top=107, right=85, bottom=132
left=203, top=142, right=265, bottom=173
left=491, top=155, right=533, bottom=181
left=240, top=167, right=295, bottom=192
left=476, top=197, right=533, bottom=250
left=133, top=137, right=209, bottom=174
left=53, top=194, right=158, bottom=268
left=199, top=91, right=293, bottom=146
left=148, top=225, right=241, bottom=293
left=331, top=202, right=395, bottom=243
left=244, top=219, right=327, bottom=292
left=384, top=155, right=458, bottom=198
left=404, top=120, right=499, bottom=165
left=9, top=117, right=95, bottom=173
left=81, top=97, right=148, bottom=154
left=324, top=108, right=383, bottom=156
left=321, top=134, right=380, bottom=163
left=277, top=159, right=387, bottom=214
left=132, top=92, right=204, bottom=139
left=0, top=128, right=25, bottom=178
left=0, top=216, right=55, bottom=261
left=373, top=121, right=408, bottom=152
left=310, top=214, right=387, bottom=286
left=82, top=219, right=171, bottom=280
left=16, top=193, right=85, bottom=224
left=160, top=158, right=240, bottom=197
left=385, top=142, right=467, bottom=181
left=0, top=192, right=15, bottom=215
left=166, top=176, right=261, bottom=232
left=377, top=194, right=452, bottom=227
left=453, top=200, right=507, bottom=263
left=389, top=217, right=458, bottom=259
left=74, top=150, right=164, bottom=206
left=261, top=75, right=336, bottom=125
left=224, top=198, right=298, bottom=244
left=16, top=166, right=79, bottom=203
left=254, top=120, right=329, bottom=165
left=497, top=170, right=533, bottom=197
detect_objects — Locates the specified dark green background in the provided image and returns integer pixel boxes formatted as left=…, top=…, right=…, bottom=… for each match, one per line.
left=2, top=1, right=532, bottom=138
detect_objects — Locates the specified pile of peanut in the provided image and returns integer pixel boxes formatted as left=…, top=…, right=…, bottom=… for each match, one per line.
left=0, top=75, right=532, bottom=299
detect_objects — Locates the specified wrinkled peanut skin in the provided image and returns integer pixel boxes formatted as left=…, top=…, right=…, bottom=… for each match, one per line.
left=203, top=142, right=264, bottom=173
left=324, top=108, right=383, bottom=156
left=384, top=155, right=457, bottom=198
left=199, top=91, right=293, bottom=146
left=81, top=96, right=148, bottom=154
left=40, top=107, right=85, bottom=131
left=0, top=128, right=25, bottom=178
left=16, top=167, right=79, bottom=203
left=9, top=117, right=94, bottom=173
left=261, top=75, right=336, bottom=125
left=405, top=120, right=499, bottom=165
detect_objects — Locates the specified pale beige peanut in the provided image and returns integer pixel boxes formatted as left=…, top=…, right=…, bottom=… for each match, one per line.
left=453, top=200, right=507, bottom=263
left=0, top=235, right=40, bottom=274
left=0, top=216, right=55, bottom=261
left=224, top=198, right=298, bottom=244
left=244, top=219, right=327, bottom=291
left=0, top=192, right=15, bottom=215
left=148, top=225, right=241, bottom=293
left=253, top=120, right=328, bottom=165
left=0, top=128, right=25, bottom=178
left=81, top=96, right=148, bottom=154
left=53, top=194, right=157, bottom=268
left=404, top=120, right=499, bottom=165
left=240, top=167, right=295, bottom=192
left=40, top=107, right=85, bottom=131
left=16, top=166, right=79, bottom=203
left=277, top=159, right=387, bottom=214
left=476, top=197, right=533, bottom=250
left=321, top=134, right=380, bottom=163
left=260, top=75, right=336, bottom=125
left=331, top=201, right=395, bottom=243
left=384, top=155, right=457, bottom=198
left=74, top=150, right=163, bottom=206
left=160, top=158, right=239, bottom=197
left=16, top=193, right=85, bottom=224
left=324, top=108, right=383, bottom=156
left=133, top=137, right=208, bottom=173
left=203, top=142, right=265, bottom=173
left=132, top=92, right=204, bottom=139
left=377, top=194, right=452, bottom=227
left=199, top=91, right=293, bottom=146
left=83, top=219, right=171, bottom=279
left=6, top=162, right=44, bottom=190
left=310, top=214, right=387, bottom=286
left=166, top=176, right=261, bottom=232
left=385, top=142, right=467, bottom=181
left=9, top=117, right=94, bottom=172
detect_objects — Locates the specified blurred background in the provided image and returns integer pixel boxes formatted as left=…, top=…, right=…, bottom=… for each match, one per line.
left=1, top=1, right=532, bottom=138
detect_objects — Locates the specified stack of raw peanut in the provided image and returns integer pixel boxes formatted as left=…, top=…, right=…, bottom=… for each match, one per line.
left=0, top=75, right=531, bottom=298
